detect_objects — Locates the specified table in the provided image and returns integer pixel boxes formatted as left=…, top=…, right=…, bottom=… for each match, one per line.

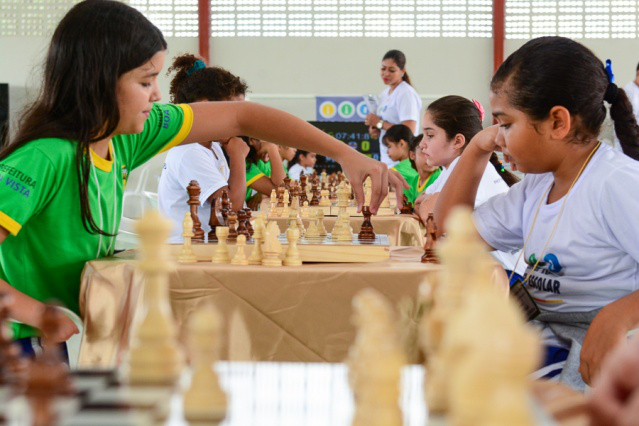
left=78, top=247, right=438, bottom=369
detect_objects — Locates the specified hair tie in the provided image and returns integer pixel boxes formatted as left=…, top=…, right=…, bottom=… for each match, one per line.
left=186, top=59, right=206, bottom=76
left=605, top=59, right=615, bottom=84
left=498, top=159, right=505, bottom=173
left=604, top=83, right=619, bottom=104
left=472, top=98, right=485, bottom=121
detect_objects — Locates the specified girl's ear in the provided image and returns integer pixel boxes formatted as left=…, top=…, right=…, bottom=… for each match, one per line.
left=451, top=133, right=466, bottom=151
left=409, top=150, right=416, bottom=161
left=546, top=106, right=572, bottom=141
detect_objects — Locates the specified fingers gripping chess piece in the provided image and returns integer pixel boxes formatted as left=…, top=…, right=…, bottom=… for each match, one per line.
left=183, top=305, right=227, bottom=422
left=262, top=221, right=283, bottom=267
left=421, top=213, right=439, bottom=264
left=348, top=289, right=404, bottom=426
left=128, top=211, right=184, bottom=385
left=231, top=235, right=250, bottom=265
left=187, top=180, right=205, bottom=241
left=248, top=214, right=265, bottom=265
left=283, top=227, right=302, bottom=266
left=212, top=227, right=231, bottom=264
left=178, top=212, right=197, bottom=264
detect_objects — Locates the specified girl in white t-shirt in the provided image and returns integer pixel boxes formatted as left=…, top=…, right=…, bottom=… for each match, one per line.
left=365, top=50, right=422, bottom=168
left=434, top=37, right=639, bottom=390
left=288, top=150, right=317, bottom=181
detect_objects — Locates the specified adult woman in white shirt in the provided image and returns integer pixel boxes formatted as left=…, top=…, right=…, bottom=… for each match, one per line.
left=365, top=50, right=422, bottom=168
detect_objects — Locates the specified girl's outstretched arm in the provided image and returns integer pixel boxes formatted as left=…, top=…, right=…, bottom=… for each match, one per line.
left=184, top=102, right=390, bottom=213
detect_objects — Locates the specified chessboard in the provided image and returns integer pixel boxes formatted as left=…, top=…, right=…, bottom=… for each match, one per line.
left=267, top=205, right=396, bottom=218
left=168, top=233, right=391, bottom=263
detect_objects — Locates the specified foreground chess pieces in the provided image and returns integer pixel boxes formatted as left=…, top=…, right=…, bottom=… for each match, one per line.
left=262, top=221, right=283, bottom=266
left=187, top=180, right=205, bottom=241
left=305, top=208, right=320, bottom=238
left=178, top=212, right=197, bottom=264
left=348, top=289, right=404, bottom=426
left=358, top=206, right=375, bottom=240
left=183, top=305, right=227, bottom=423
left=283, top=227, right=303, bottom=266
left=127, top=211, right=184, bottom=386
left=212, top=227, right=231, bottom=264
left=421, top=213, right=439, bottom=264
left=420, top=207, right=503, bottom=414
left=317, top=209, right=328, bottom=236
left=301, top=201, right=309, bottom=219
left=244, top=209, right=254, bottom=237
left=0, top=293, right=27, bottom=387
left=248, top=214, right=265, bottom=265
left=231, top=235, right=250, bottom=265
left=319, top=187, right=331, bottom=207
left=282, top=190, right=291, bottom=216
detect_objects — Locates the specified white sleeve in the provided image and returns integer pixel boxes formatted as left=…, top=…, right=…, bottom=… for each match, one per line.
left=425, top=173, right=443, bottom=195
left=599, top=165, right=639, bottom=264
left=474, top=163, right=509, bottom=207
left=177, top=147, right=228, bottom=206
left=472, top=178, right=528, bottom=252
left=397, top=89, right=422, bottom=124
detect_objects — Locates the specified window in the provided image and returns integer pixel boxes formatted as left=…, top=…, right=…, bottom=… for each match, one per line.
left=506, top=0, right=639, bottom=39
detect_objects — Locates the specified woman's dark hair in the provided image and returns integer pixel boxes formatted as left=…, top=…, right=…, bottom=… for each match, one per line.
left=427, top=95, right=520, bottom=187
left=167, top=54, right=248, bottom=103
left=408, top=133, right=423, bottom=170
left=239, top=136, right=259, bottom=166
left=382, top=124, right=414, bottom=148
left=290, top=150, right=310, bottom=166
left=383, top=50, right=412, bottom=86
left=491, top=36, right=639, bottom=160
left=0, top=0, right=167, bottom=236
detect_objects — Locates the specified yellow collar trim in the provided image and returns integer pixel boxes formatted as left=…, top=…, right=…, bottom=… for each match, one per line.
left=90, top=142, right=114, bottom=172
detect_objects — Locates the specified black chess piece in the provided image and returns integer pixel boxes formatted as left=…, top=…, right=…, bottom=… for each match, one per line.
left=358, top=206, right=376, bottom=240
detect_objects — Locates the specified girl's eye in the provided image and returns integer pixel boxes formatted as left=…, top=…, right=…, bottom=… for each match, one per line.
left=141, top=82, right=151, bottom=88
left=500, top=123, right=511, bottom=129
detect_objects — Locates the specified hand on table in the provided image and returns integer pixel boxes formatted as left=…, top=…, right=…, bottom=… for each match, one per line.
left=580, top=306, right=629, bottom=385
left=589, top=335, right=639, bottom=426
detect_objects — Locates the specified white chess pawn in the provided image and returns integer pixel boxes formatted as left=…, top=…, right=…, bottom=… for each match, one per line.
left=317, top=209, right=328, bottom=237
left=212, top=227, right=231, bottom=264
left=282, top=190, right=290, bottom=217
left=248, top=214, right=265, bottom=265
left=183, top=306, right=227, bottom=422
left=178, top=212, right=197, bottom=263
left=301, top=201, right=309, bottom=219
left=319, top=189, right=331, bottom=207
left=305, top=208, right=320, bottom=238
left=231, top=234, right=249, bottom=265
left=283, top=227, right=302, bottom=266
left=261, top=221, right=283, bottom=267
left=268, top=189, right=277, bottom=217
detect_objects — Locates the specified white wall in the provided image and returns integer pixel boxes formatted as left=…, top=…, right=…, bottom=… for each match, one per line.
left=1, top=35, right=638, bottom=130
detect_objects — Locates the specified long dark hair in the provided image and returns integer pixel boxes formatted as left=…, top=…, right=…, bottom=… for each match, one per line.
left=290, top=150, right=310, bottom=166
left=167, top=54, right=248, bottom=103
left=1, top=0, right=167, bottom=236
left=383, top=50, right=412, bottom=86
left=492, top=36, right=639, bottom=160
left=427, top=95, right=520, bottom=187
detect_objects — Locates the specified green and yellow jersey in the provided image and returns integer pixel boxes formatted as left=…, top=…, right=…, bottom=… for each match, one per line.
left=0, top=103, right=193, bottom=339
left=390, top=159, right=419, bottom=201
left=407, top=168, right=441, bottom=205
left=245, top=162, right=266, bottom=201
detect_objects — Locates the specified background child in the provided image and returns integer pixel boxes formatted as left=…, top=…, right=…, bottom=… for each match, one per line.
left=257, top=144, right=296, bottom=178
left=383, top=124, right=418, bottom=201
left=242, top=136, right=286, bottom=210
left=0, top=0, right=391, bottom=355
left=288, top=150, right=317, bottom=180
left=406, top=134, right=440, bottom=205
left=415, top=95, right=518, bottom=221
left=434, top=37, right=639, bottom=389
left=159, top=54, right=249, bottom=243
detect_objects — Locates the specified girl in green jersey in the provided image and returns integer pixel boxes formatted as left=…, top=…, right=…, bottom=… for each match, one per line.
left=0, top=0, right=394, bottom=353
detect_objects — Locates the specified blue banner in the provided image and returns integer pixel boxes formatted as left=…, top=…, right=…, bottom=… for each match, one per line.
left=316, top=96, right=368, bottom=122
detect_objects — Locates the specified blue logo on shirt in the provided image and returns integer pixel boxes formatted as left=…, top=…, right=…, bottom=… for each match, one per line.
left=162, top=109, right=171, bottom=129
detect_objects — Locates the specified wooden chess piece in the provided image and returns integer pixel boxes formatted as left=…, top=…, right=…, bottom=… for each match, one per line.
left=421, top=213, right=439, bottom=264
left=283, top=176, right=291, bottom=192
left=208, top=197, right=222, bottom=242
left=231, top=235, right=250, bottom=265
left=183, top=305, right=227, bottom=422
left=244, top=209, right=254, bottom=237
left=221, top=190, right=231, bottom=223
left=301, top=201, right=309, bottom=219
left=317, top=209, right=328, bottom=237
left=319, top=188, right=331, bottom=207
left=268, top=189, right=277, bottom=216
left=248, top=214, right=265, bottom=265
left=358, top=206, right=376, bottom=240
left=277, top=185, right=285, bottom=208
left=178, top=212, right=197, bottom=263
left=282, top=190, right=290, bottom=216
left=127, top=211, right=184, bottom=385
left=236, top=210, right=250, bottom=239
left=0, top=293, right=27, bottom=387
left=187, top=180, right=205, bottom=241
left=310, top=182, right=320, bottom=206
left=300, top=175, right=309, bottom=204
left=262, top=221, right=283, bottom=267
left=320, top=170, right=327, bottom=184
left=212, top=227, right=231, bottom=264
left=283, top=227, right=302, bottom=266
left=305, top=208, right=320, bottom=238
left=399, top=195, right=413, bottom=215
left=227, top=211, right=238, bottom=241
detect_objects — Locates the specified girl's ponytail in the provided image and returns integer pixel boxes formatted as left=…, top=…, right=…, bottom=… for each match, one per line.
left=609, top=87, right=639, bottom=160
left=489, top=153, right=520, bottom=187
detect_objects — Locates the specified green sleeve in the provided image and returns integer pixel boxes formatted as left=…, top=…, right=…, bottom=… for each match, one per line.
left=257, top=160, right=272, bottom=178
left=0, top=145, right=59, bottom=236
left=113, top=103, right=193, bottom=171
